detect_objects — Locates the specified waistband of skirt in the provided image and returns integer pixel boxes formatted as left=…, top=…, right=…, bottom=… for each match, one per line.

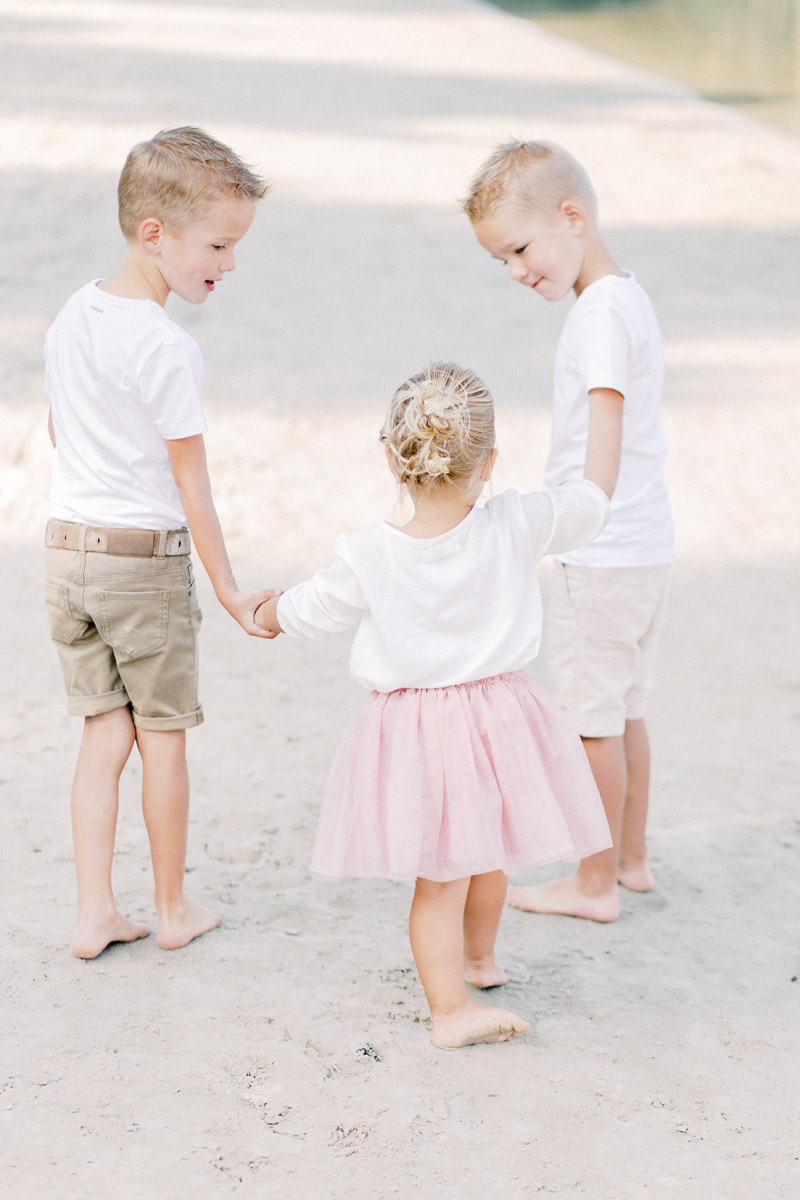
left=388, top=670, right=527, bottom=697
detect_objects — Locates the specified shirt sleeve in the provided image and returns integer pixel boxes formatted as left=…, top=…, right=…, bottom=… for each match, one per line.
left=138, top=334, right=208, bottom=440
left=276, top=536, right=367, bottom=640
left=521, top=480, right=610, bottom=558
left=572, top=299, right=631, bottom=397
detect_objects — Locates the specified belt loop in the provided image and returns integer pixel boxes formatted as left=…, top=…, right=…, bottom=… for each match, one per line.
left=78, top=524, right=87, bottom=554
left=155, top=530, right=168, bottom=558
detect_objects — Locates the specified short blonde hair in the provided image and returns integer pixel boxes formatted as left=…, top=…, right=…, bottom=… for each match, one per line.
left=462, top=139, right=596, bottom=223
left=380, top=362, right=495, bottom=492
left=118, top=126, right=269, bottom=239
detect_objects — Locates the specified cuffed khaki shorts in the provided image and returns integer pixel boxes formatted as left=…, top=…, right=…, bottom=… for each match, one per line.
left=45, top=545, right=203, bottom=731
left=547, top=562, right=671, bottom=739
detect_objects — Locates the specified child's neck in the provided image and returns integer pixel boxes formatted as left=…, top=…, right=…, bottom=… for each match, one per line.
left=98, top=249, right=168, bottom=307
left=574, top=235, right=623, bottom=298
left=399, top=486, right=477, bottom=539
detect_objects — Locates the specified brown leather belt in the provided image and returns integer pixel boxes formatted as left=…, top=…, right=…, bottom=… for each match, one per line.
left=46, top=520, right=190, bottom=557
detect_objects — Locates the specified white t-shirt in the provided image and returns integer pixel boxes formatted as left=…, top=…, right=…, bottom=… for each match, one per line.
left=277, top=480, right=609, bottom=693
left=543, top=271, right=673, bottom=567
left=45, top=280, right=208, bottom=529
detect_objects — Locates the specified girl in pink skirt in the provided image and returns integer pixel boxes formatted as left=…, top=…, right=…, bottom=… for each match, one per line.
left=255, top=362, right=614, bottom=1049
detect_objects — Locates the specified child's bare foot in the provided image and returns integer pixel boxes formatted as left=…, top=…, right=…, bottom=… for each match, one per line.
left=506, top=876, right=619, bottom=923
left=464, top=958, right=509, bottom=989
left=72, top=912, right=150, bottom=960
left=432, top=999, right=529, bottom=1049
left=618, top=859, right=655, bottom=892
left=156, top=896, right=221, bottom=950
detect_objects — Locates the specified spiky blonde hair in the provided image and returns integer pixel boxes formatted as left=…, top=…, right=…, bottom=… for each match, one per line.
left=462, top=139, right=596, bottom=223
left=118, top=126, right=269, bottom=239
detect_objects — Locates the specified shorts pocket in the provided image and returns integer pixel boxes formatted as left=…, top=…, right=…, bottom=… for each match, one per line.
left=45, top=582, right=90, bottom=645
left=561, top=564, right=587, bottom=610
left=97, top=590, right=169, bottom=663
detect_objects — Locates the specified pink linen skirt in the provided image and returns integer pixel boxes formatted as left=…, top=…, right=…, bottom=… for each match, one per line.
left=310, top=671, right=611, bottom=883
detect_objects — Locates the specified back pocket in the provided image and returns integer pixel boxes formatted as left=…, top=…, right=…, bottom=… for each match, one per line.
left=97, top=590, right=169, bottom=663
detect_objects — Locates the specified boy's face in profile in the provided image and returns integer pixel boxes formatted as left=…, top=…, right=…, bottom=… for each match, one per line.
left=472, top=203, right=586, bottom=303
left=154, top=196, right=256, bottom=306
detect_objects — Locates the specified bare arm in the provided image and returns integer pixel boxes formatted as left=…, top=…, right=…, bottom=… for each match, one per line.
left=166, top=434, right=278, bottom=639
left=584, top=388, right=623, bottom=499
left=47, top=407, right=55, bottom=447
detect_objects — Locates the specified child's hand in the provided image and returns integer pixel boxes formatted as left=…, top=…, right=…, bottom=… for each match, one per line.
left=252, top=592, right=283, bottom=637
left=225, top=588, right=283, bottom=638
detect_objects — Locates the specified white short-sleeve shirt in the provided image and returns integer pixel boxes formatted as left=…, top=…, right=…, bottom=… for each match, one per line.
left=46, top=280, right=208, bottom=529
left=277, top=479, right=609, bottom=693
left=543, top=271, right=673, bottom=567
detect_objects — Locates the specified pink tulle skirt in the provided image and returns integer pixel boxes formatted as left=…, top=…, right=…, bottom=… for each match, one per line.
left=310, top=671, right=611, bottom=883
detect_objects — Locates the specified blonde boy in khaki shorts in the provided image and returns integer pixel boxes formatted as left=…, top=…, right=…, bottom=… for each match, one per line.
left=45, top=128, right=275, bottom=958
left=464, top=140, right=673, bottom=923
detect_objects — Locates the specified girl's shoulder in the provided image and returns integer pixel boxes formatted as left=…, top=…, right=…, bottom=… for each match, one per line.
left=332, top=520, right=393, bottom=562
left=484, top=487, right=550, bottom=525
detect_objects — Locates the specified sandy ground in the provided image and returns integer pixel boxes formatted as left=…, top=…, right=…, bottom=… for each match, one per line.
left=1, top=0, right=799, bottom=1196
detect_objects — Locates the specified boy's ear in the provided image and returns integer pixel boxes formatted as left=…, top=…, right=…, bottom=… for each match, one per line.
left=139, top=217, right=165, bottom=255
left=560, top=200, right=587, bottom=236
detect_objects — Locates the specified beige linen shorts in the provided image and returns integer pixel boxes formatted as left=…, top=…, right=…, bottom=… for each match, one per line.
left=45, top=541, right=203, bottom=731
left=547, top=562, right=671, bottom=739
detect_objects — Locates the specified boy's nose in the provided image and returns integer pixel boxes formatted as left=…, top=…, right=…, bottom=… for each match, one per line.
left=508, top=261, right=527, bottom=283
left=222, top=252, right=236, bottom=273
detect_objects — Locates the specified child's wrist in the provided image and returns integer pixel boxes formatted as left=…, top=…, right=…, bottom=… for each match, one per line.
left=215, top=582, right=241, bottom=607
left=254, top=594, right=281, bottom=626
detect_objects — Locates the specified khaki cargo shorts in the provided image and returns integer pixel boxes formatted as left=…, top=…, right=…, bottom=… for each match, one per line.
left=44, top=522, right=203, bottom=731
left=547, top=562, right=671, bottom=739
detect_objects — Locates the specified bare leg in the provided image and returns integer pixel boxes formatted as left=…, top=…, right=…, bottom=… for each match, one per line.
left=506, top=734, right=624, bottom=923
left=136, top=728, right=220, bottom=950
left=70, top=707, right=150, bottom=958
left=463, top=870, right=509, bottom=987
left=409, top=876, right=528, bottom=1049
left=618, top=718, right=655, bottom=891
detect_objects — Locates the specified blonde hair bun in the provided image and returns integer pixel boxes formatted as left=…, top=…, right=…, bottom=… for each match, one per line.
left=380, top=362, right=494, bottom=490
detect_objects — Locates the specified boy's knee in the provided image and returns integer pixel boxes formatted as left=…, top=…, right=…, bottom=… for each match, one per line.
left=134, top=726, right=187, bottom=764
left=84, top=706, right=136, bottom=757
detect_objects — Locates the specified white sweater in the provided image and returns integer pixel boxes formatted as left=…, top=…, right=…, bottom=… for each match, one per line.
left=276, top=480, right=609, bottom=693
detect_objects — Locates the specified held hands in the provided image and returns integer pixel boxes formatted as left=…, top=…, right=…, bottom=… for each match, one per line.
left=223, top=588, right=283, bottom=638
left=252, top=592, right=283, bottom=636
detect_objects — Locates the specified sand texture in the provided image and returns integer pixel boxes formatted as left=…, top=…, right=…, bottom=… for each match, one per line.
left=1, top=1, right=799, bottom=1197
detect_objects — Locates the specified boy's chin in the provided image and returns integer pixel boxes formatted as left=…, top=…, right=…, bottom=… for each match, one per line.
left=536, top=283, right=571, bottom=303
left=170, top=282, right=212, bottom=305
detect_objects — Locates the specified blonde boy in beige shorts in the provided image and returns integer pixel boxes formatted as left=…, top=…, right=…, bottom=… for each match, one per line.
left=464, top=140, right=673, bottom=923
left=45, top=128, right=276, bottom=958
